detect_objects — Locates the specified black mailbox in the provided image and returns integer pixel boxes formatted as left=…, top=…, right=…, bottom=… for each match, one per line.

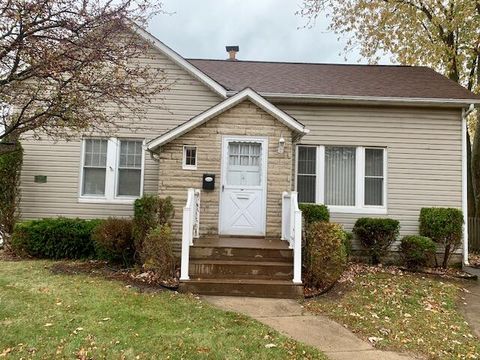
left=202, top=174, right=215, bottom=190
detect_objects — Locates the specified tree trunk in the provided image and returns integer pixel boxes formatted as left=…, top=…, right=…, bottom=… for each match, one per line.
left=442, top=243, right=451, bottom=269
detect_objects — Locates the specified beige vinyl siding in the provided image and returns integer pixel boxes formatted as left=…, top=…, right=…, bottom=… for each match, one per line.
left=279, top=104, right=463, bottom=238
left=19, top=42, right=222, bottom=219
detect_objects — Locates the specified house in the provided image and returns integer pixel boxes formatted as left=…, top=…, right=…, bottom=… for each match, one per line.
left=19, top=25, right=480, bottom=297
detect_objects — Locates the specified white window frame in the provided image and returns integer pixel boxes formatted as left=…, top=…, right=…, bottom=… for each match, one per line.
left=295, top=145, right=387, bottom=214
left=182, top=145, right=198, bottom=170
left=79, top=137, right=145, bottom=204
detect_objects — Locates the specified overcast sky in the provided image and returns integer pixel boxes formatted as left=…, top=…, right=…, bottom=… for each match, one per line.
left=148, top=0, right=392, bottom=64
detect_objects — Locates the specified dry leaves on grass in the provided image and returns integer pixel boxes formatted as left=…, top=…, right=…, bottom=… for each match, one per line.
left=50, top=261, right=179, bottom=290
left=306, top=263, right=480, bottom=359
left=469, top=253, right=480, bottom=269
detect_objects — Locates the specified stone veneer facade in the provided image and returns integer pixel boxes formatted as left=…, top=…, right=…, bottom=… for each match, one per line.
left=157, top=100, right=294, bottom=245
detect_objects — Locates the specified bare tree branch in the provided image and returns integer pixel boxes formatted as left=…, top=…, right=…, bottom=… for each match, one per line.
left=0, top=0, right=168, bottom=144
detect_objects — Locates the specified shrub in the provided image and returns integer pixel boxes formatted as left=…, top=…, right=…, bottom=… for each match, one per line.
left=133, top=195, right=174, bottom=257
left=140, top=225, right=175, bottom=279
left=11, top=218, right=101, bottom=259
left=342, top=231, right=353, bottom=257
left=400, top=235, right=436, bottom=269
left=92, top=218, right=134, bottom=266
left=304, top=221, right=347, bottom=289
left=353, top=218, right=400, bottom=264
left=299, top=203, right=330, bottom=228
left=419, top=207, right=463, bottom=268
left=0, top=139, right=23, bottom=250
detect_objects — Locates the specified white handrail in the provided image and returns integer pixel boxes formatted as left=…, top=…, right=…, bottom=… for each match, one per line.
left=180, top=188, right=200, bottom=281
left=281, top=191, right=302, bottom=284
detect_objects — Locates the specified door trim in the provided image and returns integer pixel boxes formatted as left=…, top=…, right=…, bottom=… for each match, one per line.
left=218, top=135, right=268, bottom=236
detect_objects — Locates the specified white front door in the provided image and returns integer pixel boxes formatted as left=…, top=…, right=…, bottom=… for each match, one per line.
left=219, top=137, right=267, bottom=236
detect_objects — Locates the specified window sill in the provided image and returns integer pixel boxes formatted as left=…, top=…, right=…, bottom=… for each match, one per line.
left=78, top=197, right=137, bottom=205
left=327, top=206, right=387, bottom=215
left=182, top=166, right=197, bottom=170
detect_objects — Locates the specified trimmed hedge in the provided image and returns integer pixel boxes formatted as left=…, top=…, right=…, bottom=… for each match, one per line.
left=353, top=217, right=400, bottom=264
left=419, top=207, right=463, bottom=268
left=299, top=203, right=330, bottom=227
left=400, top=235, right=436, bottom=269
left=11, top=218, right=102, bottom=259
left=304, top=221, right=347, bottom=289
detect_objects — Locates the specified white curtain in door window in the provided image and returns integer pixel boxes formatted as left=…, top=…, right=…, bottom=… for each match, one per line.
left=324, top=147, right=356, bottom=206
left=227, top=142, right=262, bottom=186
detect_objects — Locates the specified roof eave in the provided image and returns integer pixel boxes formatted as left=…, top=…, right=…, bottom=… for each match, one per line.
left=225, top=91, right=480, bottom=108
left=131, top=23, right=228, bottom=98
left=147, top=88, right=308, bottom=151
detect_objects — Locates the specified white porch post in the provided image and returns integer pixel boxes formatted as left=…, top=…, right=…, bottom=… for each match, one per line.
left=180, top=188, right=195, bottom=281
left=292, top=192, right=302, bottom=284
left=462, top=114, right=469, bottom=266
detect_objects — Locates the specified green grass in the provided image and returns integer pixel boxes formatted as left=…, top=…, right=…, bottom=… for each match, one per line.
left=305, top=267, right=479, bottom=359
left=0, top=260, right=324, bottom=359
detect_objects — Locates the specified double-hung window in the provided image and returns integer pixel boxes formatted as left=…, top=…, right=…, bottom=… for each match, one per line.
left=182, top=145, right=197, bottom=170
left=297, top=146, right=317, bottom=203
left=82, top=139, right=108, bottom=196
left=117, top=140, right=143, bottom=196
left=296, top=145, right=386, bottom=213
left=80, top=138, right=144, bottom=202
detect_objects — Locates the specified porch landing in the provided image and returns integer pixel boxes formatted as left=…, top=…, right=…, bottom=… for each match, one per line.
left=179, top=237, right=303, bottom=299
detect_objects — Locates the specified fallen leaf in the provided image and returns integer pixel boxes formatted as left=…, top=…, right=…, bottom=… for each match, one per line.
left=0, top=348, right=12, bottom=357
left=368, top=337, right=383, bottom=344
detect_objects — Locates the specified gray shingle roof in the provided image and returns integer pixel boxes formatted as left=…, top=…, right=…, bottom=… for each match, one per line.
left=188, top=59, right=480, bottom=101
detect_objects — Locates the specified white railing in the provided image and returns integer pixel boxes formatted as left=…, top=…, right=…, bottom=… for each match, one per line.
left=180, top=188, right=201, bottom=281
left=281, top=191, right=302, bottom=284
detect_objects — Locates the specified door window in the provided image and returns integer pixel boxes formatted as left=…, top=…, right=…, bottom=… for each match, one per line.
left=226, top=142, right=262, bottom=186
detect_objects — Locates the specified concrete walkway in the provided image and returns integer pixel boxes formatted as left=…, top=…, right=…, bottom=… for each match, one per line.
left=203, top=296, right=414, bottom=360
left=461, top=277, right=480, bottom=339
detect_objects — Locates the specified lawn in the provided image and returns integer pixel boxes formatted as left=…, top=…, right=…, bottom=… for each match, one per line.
left=305, top=265, right=479, bottom=360
left=0, top=260, right=324, bottom=359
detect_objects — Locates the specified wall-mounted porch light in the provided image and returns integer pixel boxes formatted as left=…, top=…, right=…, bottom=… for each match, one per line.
left=278, top=135, right=285, bottom=154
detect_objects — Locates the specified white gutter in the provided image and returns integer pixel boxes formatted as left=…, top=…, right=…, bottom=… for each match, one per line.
left=462, top=104, right=475, bottom=266
left=226, top=90, right=480, bottom=107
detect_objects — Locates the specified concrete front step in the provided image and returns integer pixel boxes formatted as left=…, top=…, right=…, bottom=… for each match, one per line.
left=190, top=245, right=293, bottom=262
left=180, top=278, right=303, bottom=299
left=189, top=259, right=293, bottom=280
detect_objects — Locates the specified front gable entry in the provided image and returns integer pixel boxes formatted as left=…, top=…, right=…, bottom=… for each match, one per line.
left=154, top=96, right=302, bottom=241
left=146, top=88, right=309, bottom=151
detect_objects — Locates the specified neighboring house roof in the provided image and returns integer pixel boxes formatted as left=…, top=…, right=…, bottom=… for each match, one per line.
left=188, top=59, right=480, bottom=105
left=147, top=88, right=309, bottom=150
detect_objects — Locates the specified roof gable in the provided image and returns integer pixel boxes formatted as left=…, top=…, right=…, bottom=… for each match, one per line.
left=131, top=24, right=227, bottom=98
left=146, top=88, right=309, bottom=150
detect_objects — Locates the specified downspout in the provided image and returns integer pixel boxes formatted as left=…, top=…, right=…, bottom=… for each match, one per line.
left=147, top=147, right=160, bottom=162
left=462, top=104, right=475, bottom=266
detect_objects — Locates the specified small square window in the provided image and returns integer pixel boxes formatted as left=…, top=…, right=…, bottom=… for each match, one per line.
left=183, top=146, right=197, bottom=170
